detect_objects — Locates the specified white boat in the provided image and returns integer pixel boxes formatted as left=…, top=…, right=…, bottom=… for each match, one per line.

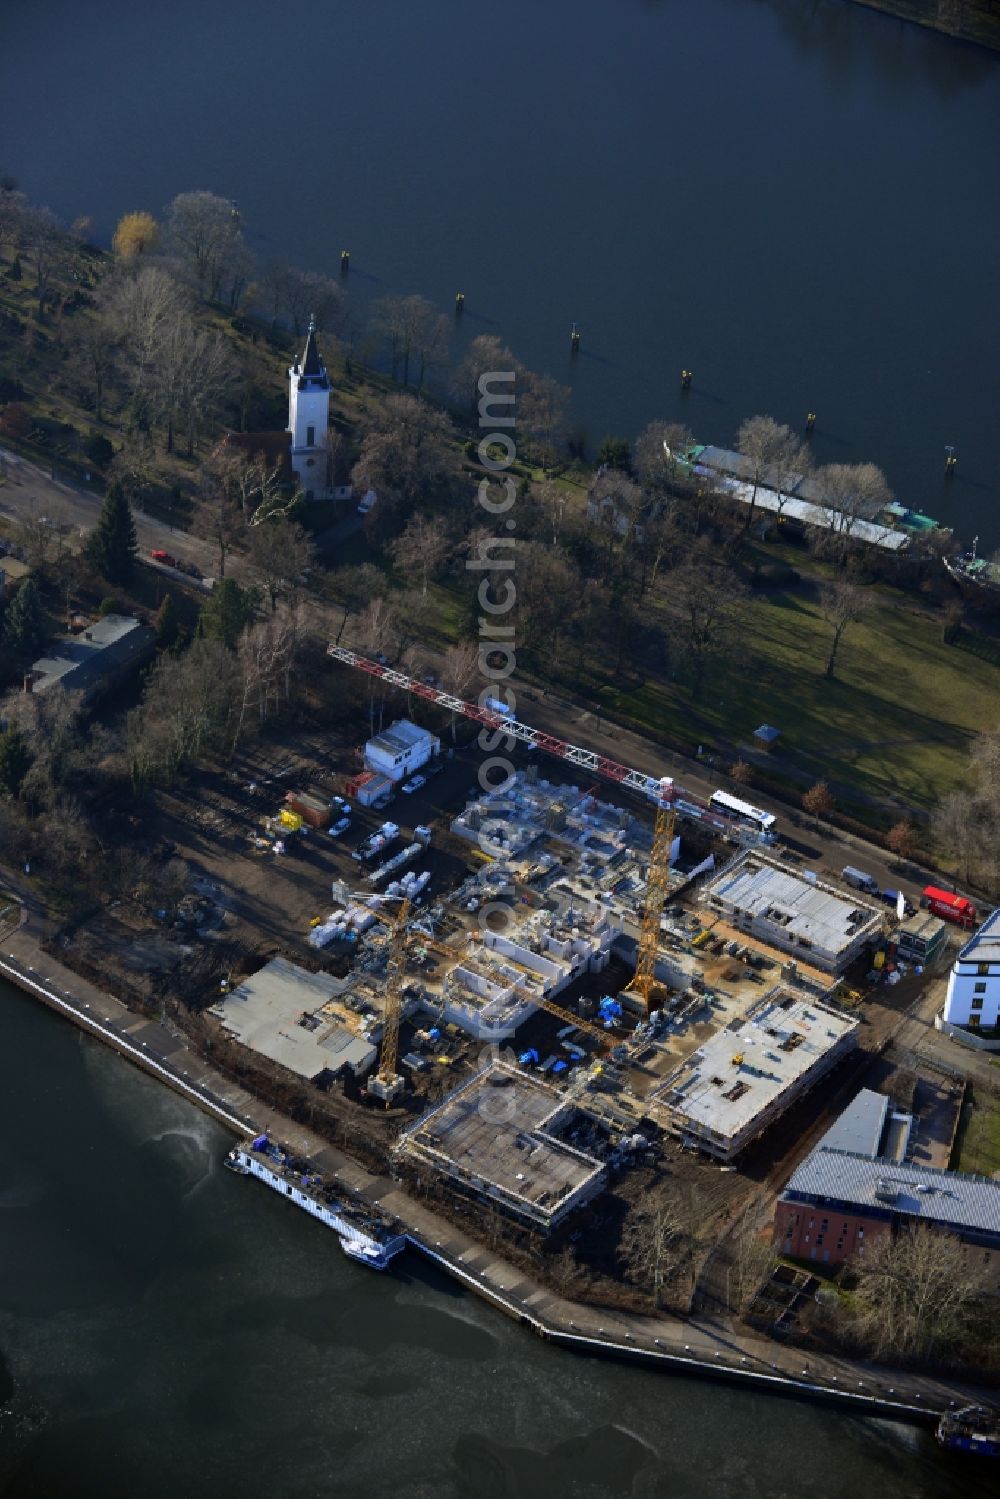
left=224, top=1137, right=406, bottom=1270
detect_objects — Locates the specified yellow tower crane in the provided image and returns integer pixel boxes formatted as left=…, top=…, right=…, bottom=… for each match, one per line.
left=365, top=893, right=412, bottom=1105
left=624, top=777, right=676, bottom=1015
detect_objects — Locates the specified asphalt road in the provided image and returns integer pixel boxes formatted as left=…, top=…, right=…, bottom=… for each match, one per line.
left=0, top=446, right=220, bottom=586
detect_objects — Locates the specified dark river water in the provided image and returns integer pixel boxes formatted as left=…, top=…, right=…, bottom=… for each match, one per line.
left=0, top=979, right=995, bottom=1498
left=2, top=1, right=999, bottom=544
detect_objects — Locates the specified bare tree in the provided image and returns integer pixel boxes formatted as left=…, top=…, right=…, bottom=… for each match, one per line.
left=102, top=265, right=189, bottom=421
left=351, top=393, right=456, bottom=515
left=735, top=415, right=799, bottom=530
left=728, top=1207, right=775, bottom=1313
left=165, top=190, right=243, bottom=301
left=284, top=266, right=345, bottom=338
left=850, top=1225, right=986, bottom=1361
left=326, top=563, right=386, bottom=645
left=193, top=460, right=245, bottom=578
left=814, top=463, right=892, bottom=568
left=371, top=294, right=448, bottom=388
left=17, top=205, right=67, bottom=321
left=519, top=370, right=568, bottom=474
left=439, top=640, right=480, bottom=740
left=932, top=789, right=977, bottom=886
left=390, top=514, right=451, bottom=595
left=818, top=579, right=867, bottom=679
left=517, top=541, right=583, bottom=663
left=671, top=549, right=748, bottom=700
left=449, top=334, right=518, bottom=416
left=127, top=638, right=241, bottom=787
left=621, top=1183, right=709, bottom=1309
left=67, top=317, right=118, bottom=423
left=587, top=469, right=644, bottom=584
left=152, top=315, right=239, bottom=455
left=12, top=497, right=73, bottom=571
left=886, top=820, right=916, bottom=862
left=244, top=519, right=313, bottom=612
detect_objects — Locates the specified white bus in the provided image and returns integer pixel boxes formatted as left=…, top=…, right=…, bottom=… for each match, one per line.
left=709, top=790, right=776, bottom=839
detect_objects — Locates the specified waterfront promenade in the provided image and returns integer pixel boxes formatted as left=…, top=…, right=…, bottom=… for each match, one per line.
left=0, top=882, right=994, bottom=1428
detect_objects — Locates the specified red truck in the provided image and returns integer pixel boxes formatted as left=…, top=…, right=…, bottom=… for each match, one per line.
left=922, top=886, right=977, bottom=928
left=150, top=548, right=178, bottom=568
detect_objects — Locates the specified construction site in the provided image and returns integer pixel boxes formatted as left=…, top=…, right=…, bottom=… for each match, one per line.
left=158, top=647, right=927, bottom=1261
left=46, top=639, right=959, bottom=1313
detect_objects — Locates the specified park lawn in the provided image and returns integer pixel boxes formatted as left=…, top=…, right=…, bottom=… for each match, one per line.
left=724, top=588, right=997, bottom=809
left=587, top=585, right=1000, bottom=812
left=954, top=1088, right=1000, bottom=1178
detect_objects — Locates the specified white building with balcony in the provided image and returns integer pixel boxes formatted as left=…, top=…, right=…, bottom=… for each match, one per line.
left=942, top=909, right=1000, bottom=1033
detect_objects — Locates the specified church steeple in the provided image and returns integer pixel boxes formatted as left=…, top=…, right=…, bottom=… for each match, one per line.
left=297, top=315, right=330, bottom=387
left=287, top=314, right=331, bottom=499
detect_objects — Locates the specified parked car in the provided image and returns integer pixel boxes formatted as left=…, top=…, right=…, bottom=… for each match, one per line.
left=401, top=775, right=426, bottom=795
left=328, top=817, right=351, bottom=836
left=150, top=548, right=178, bottom=568
left=841, top=865, right=880, bottom=896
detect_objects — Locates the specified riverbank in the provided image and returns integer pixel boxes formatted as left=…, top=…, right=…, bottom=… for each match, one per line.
left=846, top=0, right=1000, bottom=51
left=2, top=892, right=994, bottom=1430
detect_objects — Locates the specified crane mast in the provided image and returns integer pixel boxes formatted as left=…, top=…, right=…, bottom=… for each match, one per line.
left=367, top=894, right=411, bottom=1105
left=624, top=781, right=676, bottom=1014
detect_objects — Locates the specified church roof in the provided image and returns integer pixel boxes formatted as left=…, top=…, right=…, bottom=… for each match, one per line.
left=301, top=319, right=325, bottom=377
left=292, top=315, right=330, bottom=392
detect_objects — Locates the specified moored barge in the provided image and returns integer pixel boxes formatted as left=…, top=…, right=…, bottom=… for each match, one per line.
left=225, top=1135, right=407, bottom=1270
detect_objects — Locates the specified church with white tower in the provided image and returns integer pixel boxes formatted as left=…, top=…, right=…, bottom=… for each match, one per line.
left=287, top=316, right=331, bottom=499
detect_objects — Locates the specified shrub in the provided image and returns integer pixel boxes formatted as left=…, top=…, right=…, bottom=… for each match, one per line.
left=98, top=595, right=123, bottom=617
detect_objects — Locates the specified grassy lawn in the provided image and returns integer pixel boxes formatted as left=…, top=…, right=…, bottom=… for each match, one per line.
left=953, top=1086, right=1000, bottom=1178
left=585, top=584, right=1000, bottom=812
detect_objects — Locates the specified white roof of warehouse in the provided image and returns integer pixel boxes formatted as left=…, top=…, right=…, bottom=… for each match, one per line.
left=706, top=855, right=882, bottom=956
left=662, top=993, right=858, bottom=1144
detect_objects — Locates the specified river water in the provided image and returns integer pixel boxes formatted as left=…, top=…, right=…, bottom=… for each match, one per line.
left=0, top=979, right=994, bottom=1498
left=1, top=1, right=999, bottom=544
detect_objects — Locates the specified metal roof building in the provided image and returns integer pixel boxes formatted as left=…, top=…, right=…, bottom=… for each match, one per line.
left=28, top=614, right=155, bottom=702
left=815, top=1088, right=890, bottom=1158
left=657, top=990, right=859, bottom=1160
left=781, top=1148, right=1000, bottom=1243
left=702, top=852, right=883, bottom=973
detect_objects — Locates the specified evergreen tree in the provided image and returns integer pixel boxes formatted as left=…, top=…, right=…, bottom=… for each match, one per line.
left=85, top=481, right=138, bottom=585
left=199, top=577, right=251, bottom=650
left=153, top=593, right=178, bottom=649
left=5, top=575, right=48, bottom=651
left=0, top=726, right=31, bottom=798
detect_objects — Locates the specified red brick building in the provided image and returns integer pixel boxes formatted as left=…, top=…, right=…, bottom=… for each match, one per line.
left=772, top=1197, right=891, bottom=1267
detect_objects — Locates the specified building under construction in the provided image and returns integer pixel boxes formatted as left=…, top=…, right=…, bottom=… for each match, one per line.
left=702, top=852, right=884, bottom=975
left=654, top=990, right=859, bottom=1161
left=394, top=1062, right=607, bottom=1232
